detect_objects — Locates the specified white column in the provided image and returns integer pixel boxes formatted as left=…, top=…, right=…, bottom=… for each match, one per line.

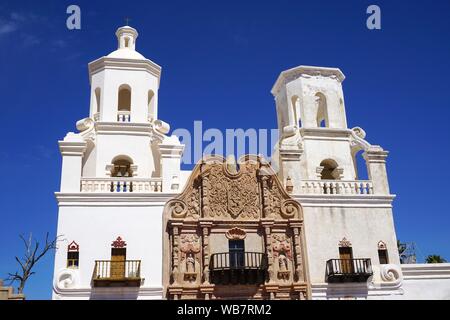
left=158, top=135, right=185, bottom=192
left=58, top=132, right=87, bottom=192
left=363, top=146, right=390, bottom=195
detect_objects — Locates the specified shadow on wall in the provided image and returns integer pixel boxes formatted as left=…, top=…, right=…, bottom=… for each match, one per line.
left=90, top=287, right=139, bottom=300
left=325, top=283, right=369, bottom=300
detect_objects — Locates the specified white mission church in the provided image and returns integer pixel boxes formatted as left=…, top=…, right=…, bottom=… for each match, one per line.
left=52, top=25, right=450, bottom=300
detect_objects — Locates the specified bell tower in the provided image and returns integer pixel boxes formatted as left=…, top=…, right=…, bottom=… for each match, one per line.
left=88, top=25, right=161, bottom=123
left=53, top=26, right=184, bottom=300
left=272, top=65, right=347, bottom=131
left=271, top=66, right=365, bottom=189
left=270, top=66, right=400, bottom=297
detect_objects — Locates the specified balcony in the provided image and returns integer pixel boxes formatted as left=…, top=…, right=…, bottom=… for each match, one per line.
left=80, top=178, right=162, bottom=193
left=210, top=252, right=268, bottom=285
left=92, top=260, right=142, bottom=287
left=326, top=258, right=373, bottom=283
left=299, top=180, right=374, bottom=195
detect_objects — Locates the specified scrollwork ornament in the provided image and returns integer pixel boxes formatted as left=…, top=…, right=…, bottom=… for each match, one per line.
left=380, top=264, right=403, bottom=283
left=280, top=199, right=300, bottom=219
left=169, top=200, right=188, bottom=218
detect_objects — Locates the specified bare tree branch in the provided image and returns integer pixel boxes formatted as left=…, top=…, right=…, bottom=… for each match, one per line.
left=7, top=232, right=62, bottom=294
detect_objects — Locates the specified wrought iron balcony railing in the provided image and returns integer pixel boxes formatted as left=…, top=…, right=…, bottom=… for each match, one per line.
left=210, top=252, right=268, bottom=271
left=326, top=258, right=373, bottom=283
left=92, top=260, right=142, bottom=287
left=209, top=252, right=268, bottom=285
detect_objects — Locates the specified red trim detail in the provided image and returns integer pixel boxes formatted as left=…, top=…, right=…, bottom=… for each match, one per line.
left=111, top=236, right=127, bottom=248
left=68, top=241, right=79, bottom=252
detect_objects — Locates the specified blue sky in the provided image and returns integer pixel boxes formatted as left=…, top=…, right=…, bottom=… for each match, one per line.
left=1, top=0, right=449, bottom=299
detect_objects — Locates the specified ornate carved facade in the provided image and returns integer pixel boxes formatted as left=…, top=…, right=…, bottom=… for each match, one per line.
left=164, top=155, right=310, bottom=299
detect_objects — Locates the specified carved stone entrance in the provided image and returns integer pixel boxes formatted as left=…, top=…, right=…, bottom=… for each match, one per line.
left=164, top=155, right=310, bottom=300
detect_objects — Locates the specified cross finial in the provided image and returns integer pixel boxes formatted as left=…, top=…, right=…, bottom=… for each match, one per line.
left=125, top=17, right=131, bottom=26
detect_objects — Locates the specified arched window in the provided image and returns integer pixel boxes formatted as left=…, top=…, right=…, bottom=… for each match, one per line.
left=124, top=37, right=130, bottom=48
left=291, top=95, right=301, bottom=127
left=315, top=92, right=328, bottom=127
left=319, top=159, right=339, bottom=180
left=111, top=156, right=134, bottom=177
left=94, top=87, right=101, bottom=114
left=118, top=85, right=131, bottom=111
left=148, top=90, right=155, bottom=121
left=353, top=149, right=368, bottom=180
left=378, top=241, right=389, bottom=264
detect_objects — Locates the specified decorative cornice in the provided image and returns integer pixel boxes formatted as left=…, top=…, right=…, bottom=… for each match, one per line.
left=292, top=194, right=396, bottom=208
left=300, top=127, right=352, bottom=140
left=58, top=140, right=87, bottom=156
left=53, top=284, right=163, bottom=298
left=158, top=144, right=185, bottom=158
left=401, top=263, right=450, bottom=280
left=279, top=148, right=303, bottom=161
left=271, top=65, right=345, bottom=96
left=55, top=192, right=179, bottom=206
left=311, top=282, right=404, bottom=297
left=95, top=122, right=153, bottom=136
left=363, top=147, right=389, bottom=163
left=88, top=57, right=161, bottom=87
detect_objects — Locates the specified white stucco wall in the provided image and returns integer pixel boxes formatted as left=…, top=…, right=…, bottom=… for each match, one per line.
left=299, top=200, right=400, bottom=284
left=94, top=132, right=156, bottom=178
left=398, top=264, right=450, bottom=300
left=301, top=136, right=357, bottom=180
left=92, top=68, right=158, bottom=123
left=52, top=197, right=168, bottom=300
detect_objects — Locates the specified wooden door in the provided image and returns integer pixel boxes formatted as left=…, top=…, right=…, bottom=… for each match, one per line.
left=339, top=247, right=354, bottom=274
left=111, top=248, right=126, bottom=279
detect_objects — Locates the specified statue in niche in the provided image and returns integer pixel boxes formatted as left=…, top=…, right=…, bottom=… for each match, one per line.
left=278, top=252, right=289, bottom=272
left=186, top=253, right=195, bottom=273
left=179, top=234, right=201, bottom=284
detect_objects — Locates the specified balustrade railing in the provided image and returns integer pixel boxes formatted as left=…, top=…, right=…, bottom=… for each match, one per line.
left=117, top=111, right=131, bottom=122
left=92, top=260, right=141, bottom=287
left=93, top=260, right=141, bottom=280
left=299, top=180, right=374, bottom=195
left=80, top=178, right=162, bottom=193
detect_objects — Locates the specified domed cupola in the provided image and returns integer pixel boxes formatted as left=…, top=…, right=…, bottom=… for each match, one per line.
left=88, top=25, right=162, bottom=123
left=107, top=25, right=146, bottom=60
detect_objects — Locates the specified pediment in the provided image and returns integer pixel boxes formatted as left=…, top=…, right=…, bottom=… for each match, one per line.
left=164, top=155, right=302, bottom=221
